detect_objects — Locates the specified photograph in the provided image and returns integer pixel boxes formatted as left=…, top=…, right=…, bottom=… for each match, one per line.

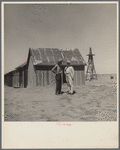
left=2, top=1, right=118, bottom=148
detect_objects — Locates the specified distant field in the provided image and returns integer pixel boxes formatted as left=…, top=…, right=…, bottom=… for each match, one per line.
left=4, top=74, right=117, bottom=121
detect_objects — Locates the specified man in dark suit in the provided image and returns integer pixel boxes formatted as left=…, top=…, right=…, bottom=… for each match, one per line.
left=52, top=59, right=63, bottom=95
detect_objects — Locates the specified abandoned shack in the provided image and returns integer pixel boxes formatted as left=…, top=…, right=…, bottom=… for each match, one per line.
left=4, top=48, right=86, bottom=88
left=4, top=62, right=27, bottom=88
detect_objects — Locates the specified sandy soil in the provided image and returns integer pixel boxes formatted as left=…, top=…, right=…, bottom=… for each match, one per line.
left=4, top=74, right=117, bottom=121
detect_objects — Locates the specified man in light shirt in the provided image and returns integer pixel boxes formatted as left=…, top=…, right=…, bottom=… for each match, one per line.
left=64, top=61, right=74, bottom=94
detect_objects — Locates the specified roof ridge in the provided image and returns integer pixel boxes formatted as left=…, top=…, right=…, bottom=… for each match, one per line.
left=44, top=48, right=49, bottom=63
left=63, top=50, right=69, bottom=61
left=71, top=50, right=79, bottom=63
left=51, top=48, right=55, bottom=64
left=31, top=48, right=36, bottom=64
left=60, top=49, right=64, bottom=59
left=37, top=48, right=43, bottom=63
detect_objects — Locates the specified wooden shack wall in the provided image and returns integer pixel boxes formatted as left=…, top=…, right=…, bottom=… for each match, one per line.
left=13, top=64, right=85, bottom=88
left=16, top=68, right=28, bottom=88
left=19, top=71, right=22, bottom=87
left=27, top=56, right=36, bottom=88
left=36, top=70, right=55, bottom=86
left=4, top=74, right=13, bottom=87
left=73, top=70, right=85, bottom=86
left=35, top=65, right=85, bottom=86
left=12, top=72, right=20, bottom=87
left=24, top=69, right=28, bottom=88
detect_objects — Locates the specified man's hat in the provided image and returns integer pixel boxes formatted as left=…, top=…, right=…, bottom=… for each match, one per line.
left=57, top=58, right=63, bottom=63
left=67, top=60, right=71, bottom=64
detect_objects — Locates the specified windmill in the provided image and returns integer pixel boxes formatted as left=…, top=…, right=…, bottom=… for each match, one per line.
left=86, top=47, right=97, bottom=81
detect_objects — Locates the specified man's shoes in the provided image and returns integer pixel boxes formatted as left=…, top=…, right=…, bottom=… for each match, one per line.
left=55, top=91, right=63, bottom=95
left=67, top=91, right=70, bottom=94
left=68, top=91, right=76, bottom=95
left=58, top=91, right=64, bottom=94
left=55, top=92, right=59, bottom=95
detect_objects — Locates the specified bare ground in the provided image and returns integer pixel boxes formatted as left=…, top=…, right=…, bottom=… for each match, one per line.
left=4, top=75, right=117, bottom=121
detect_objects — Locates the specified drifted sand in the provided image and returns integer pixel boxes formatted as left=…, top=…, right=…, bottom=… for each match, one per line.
left=4, top=74, right=117, bottom=121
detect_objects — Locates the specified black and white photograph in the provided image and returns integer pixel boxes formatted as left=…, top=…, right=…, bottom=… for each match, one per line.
left=2, top=1, right=118, bottom=148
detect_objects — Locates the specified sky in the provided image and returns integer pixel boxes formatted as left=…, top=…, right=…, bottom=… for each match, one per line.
left=4, top=2, right=118, bottom=74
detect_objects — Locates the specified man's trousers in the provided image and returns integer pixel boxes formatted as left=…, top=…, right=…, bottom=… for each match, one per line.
left=66, top=75, right=73, bottom=94
left=55, top=73, right=62, bottom=94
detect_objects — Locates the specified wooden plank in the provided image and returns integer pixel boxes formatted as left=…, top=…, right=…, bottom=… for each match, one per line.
left=49, top=70, right=52, bottom=85
left=33, top=71, right=37, bottom=87
left=25, top=69, right=27, bottom=88
left=36, top=70, right=39, bottom=86
left=51, top=71, right=53, bottom=82
left=13, top=76, right=15, bottom=87
left=46, top=70, right=49, bottom=85
left=39, top=71, right=42, bottom=86
left=14, top=75, right=16, bottom=87
left=19, top=71, right=21, bottom=87
left=14, top=76, right=15, bottom=87
left=48, top=70, right=50, bottom=85
left=82, top=70, right=85, bottom=85
left=22, top=71, right=24, bottom=88
left=49, top=70, right=54, bottom=85
left=79, top=71, right=81, bottom=85
left=76, top=71, right=78, bottom=86
left=79, top=71, right=81, bottom=86
left=51, top=71, right=55, bottom=84
left=15, top=75, right=16, bottom=87
left=40, top=70, right=43, bottom=86
left=84, top=71, right=85, bottom=84
left=43, top=71, right=44, bottom=86
left=12, top=76, right=14, bottom=87
left=44, top=71, right=46, bottom=86
left=77, top=71, right=80, bottom=86
left=17, top=75, right=19, bottom=87
left=45, top=70, right=48, bottom=86
left=16, top=75, right=18, bottom=87
left=80, top=71, right=83, bottom=85
left=81, top=71, right=83, bottom=85
left=38, top=70, right=40, bottom=86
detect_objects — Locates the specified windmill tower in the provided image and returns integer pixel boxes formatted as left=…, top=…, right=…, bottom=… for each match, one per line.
left=86, top=47, right=97, bottom=81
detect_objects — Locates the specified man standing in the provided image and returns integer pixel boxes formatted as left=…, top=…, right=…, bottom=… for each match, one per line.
left=64, top=61, right=74, bottom=94
left=52, top=59, right=63, bottom=95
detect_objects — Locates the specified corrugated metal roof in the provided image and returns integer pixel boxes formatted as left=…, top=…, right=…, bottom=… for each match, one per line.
left=15, top=62, right=27, bottom=69
left=4, top=69, right=17, bottom=76
left=31, top=48, right=86, bottom=66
